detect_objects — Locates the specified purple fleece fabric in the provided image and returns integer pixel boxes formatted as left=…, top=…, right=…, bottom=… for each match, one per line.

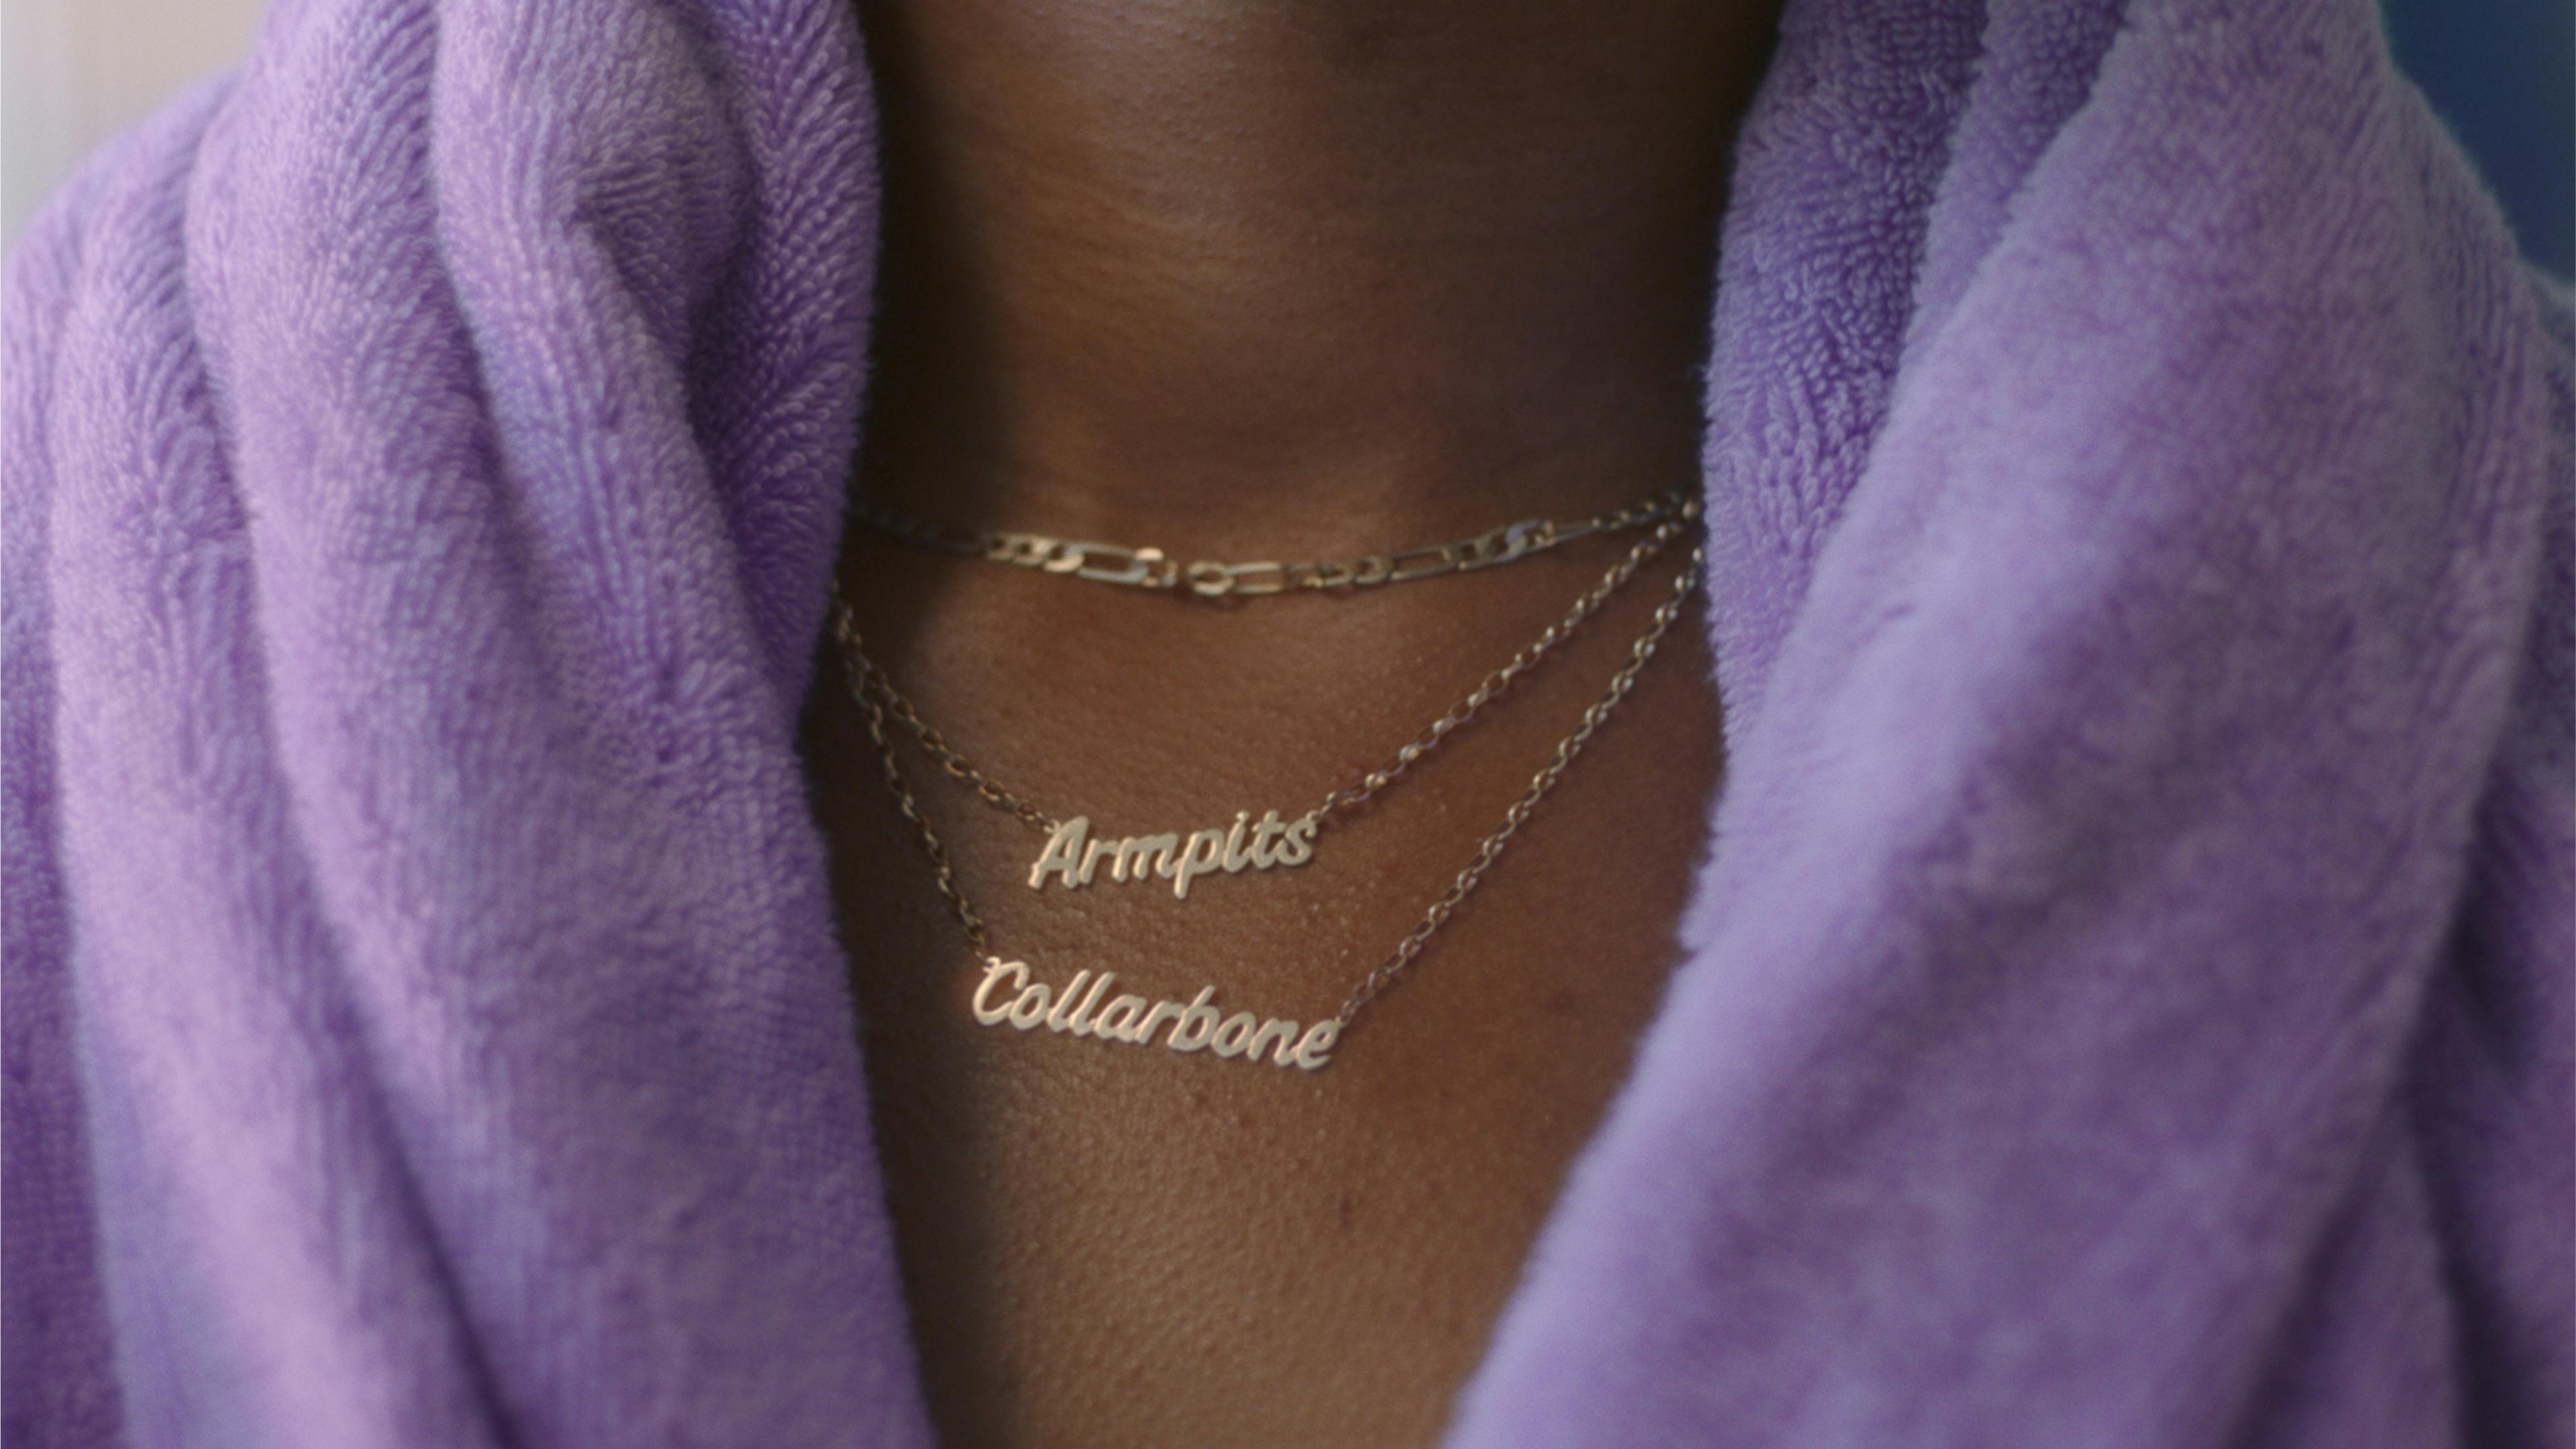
left=3, top=0, right=2567, bottom=1444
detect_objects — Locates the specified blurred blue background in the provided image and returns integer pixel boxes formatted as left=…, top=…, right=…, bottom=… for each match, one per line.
left=2386, top=0, right=2574, bottom=277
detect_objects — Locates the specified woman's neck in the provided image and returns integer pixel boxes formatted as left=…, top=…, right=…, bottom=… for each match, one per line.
left=852, top=0, right=1782, bottom=542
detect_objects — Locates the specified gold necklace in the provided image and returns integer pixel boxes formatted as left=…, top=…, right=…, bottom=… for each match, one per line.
left=844, top=515, right=1689, bottom=903
left=852, top=486, right=1690, bottom=597
left=826, top=506, right=1705, bottom=1072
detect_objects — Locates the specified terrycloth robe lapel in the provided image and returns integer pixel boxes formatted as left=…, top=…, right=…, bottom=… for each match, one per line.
left=5, top=0, right=2567, bottom=1445
left=1457, top=1, right=2571, bottom=1445
left=9, top=1, right=928, bottom=1444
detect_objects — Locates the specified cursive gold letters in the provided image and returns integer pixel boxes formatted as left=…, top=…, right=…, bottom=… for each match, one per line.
left=1026, top=812, right=1319, bottom=900
left=970, top=957, right=1339, bottom=1071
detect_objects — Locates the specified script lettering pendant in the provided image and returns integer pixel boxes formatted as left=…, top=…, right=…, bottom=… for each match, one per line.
left=970, top=957, right=1341, bottom=1071
left=1023, top=810, right=1319, bottom=902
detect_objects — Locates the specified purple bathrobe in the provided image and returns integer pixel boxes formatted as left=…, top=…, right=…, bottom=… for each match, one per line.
left=5, top=0, right=2568, bottom=1444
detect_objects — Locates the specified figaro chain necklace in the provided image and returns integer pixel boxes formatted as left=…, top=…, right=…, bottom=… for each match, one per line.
left=830, top=497, right=1705, bottom=1072
left=854, top=514, right=1687, bottom=904
left=854, top=486, right=1690, bottom=598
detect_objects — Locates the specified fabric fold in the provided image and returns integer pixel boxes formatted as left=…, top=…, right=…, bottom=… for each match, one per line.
left=3, top=0, right=2567, bottom=1446
left=1456, top=3, right=2570, bottom=1446
left=9, top=1, right=925, bottom=1445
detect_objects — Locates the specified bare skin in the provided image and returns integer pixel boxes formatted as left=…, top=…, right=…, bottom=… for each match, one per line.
left=799, top=3, right=1780, bottom=1444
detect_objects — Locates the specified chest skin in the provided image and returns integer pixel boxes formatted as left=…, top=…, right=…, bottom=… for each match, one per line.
left=796, top=542, right=1725, bottom=1449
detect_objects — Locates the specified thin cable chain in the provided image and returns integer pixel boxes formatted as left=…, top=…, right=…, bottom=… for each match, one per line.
left=843, top=650, right=1059, bottom=832
left=852, top=487, right=1689, bottom=597
left=1332, top=541, right=1704, bottom=1026
left=1311, top=513, right=1689, bottom=821
left=825, top=538, right=1707, bottom=1034
left=847, top=661, right=993, bottom=955
left=838, top=504, right=1696, bottom=837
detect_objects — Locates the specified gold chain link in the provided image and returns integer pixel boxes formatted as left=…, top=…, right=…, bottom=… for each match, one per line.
left=846, top=657, right=995, bottom=955
left=1332, top=541, right=1703, bottom=1024
left=824, top=517, right=1707, bottom=1033
left=1310, top=517, right=1687, bottom=822
left=840, top=507, right=1694, bottom=836
left=852, top=486, right=1689, bottom=598
left=836, top=643, right=1060, bottom=833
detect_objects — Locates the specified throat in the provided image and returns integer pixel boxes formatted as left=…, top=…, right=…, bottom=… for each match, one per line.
left=810, top=7, right=1752, bottom=1434
left=852, top=0, right=1784, bottom=538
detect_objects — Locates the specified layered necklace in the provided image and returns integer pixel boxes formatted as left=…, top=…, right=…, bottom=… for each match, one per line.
left=828, top=488, right=1706, bottom=1072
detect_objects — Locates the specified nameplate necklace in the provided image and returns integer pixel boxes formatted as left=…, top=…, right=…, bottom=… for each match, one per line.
left=829, top=493, right=1705, bottom=1071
